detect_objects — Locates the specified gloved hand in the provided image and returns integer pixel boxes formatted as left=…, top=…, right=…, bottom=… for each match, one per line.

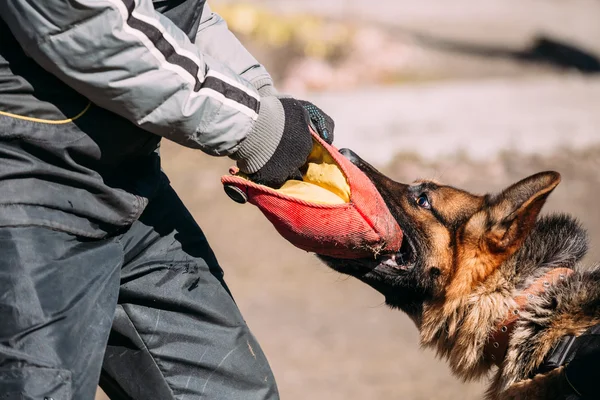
left=231, top=96, right=334, bottom=188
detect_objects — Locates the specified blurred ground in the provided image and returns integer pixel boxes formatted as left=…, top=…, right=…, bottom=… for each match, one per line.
left=214, top=0, right=600, bottom=92
left=243, top=0, right=600, bottom=51
left=306, top=76, right=600, bottom=165
left=97, top=1, right=600, bottom=399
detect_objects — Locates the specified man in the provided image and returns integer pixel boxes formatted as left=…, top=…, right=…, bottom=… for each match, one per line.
left=0, top=0, right=332, bottom=399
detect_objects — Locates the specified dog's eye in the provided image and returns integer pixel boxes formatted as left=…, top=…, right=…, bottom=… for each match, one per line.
left=416, top=193, right=431, bottom=209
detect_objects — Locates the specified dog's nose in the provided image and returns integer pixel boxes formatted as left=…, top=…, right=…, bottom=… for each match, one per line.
left=339, top=148, right=362, bottom=166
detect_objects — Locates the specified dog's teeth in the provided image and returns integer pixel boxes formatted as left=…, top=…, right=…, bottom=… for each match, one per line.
left=381, top=256, right=399, bottom=268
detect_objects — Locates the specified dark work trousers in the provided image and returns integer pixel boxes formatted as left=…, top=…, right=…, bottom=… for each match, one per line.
left=0, top=184, right=279, bottom=400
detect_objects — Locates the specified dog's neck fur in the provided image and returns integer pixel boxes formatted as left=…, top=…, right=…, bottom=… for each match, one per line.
left=418, top=215, right=588, bottom=385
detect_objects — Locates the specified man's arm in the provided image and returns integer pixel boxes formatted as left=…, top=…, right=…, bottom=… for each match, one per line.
left=194, top=3, right=277, bottom=97
left=0, top=0, right=270, bottom=157
left=1, top=0, right=335, bottom=186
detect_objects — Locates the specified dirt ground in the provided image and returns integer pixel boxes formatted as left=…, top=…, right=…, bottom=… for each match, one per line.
left=97, top=142, right=600, bottom=400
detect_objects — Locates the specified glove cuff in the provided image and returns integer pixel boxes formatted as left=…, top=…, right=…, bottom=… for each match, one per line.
left=252, top=76, right=279, bottom=97
left=232, top=96, right=284, bottom=174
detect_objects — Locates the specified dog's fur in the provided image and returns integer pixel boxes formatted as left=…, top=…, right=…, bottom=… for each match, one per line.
left=320, top=150, right=600, bottom=399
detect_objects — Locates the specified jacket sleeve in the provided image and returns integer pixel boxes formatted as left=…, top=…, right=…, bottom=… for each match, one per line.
left=194, top=3, right=277, bottom=97
left=0, top=0, right=261, bottom=156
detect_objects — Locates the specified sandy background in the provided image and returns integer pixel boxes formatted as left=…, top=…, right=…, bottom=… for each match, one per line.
left=97, top=1, right=600, bottom=399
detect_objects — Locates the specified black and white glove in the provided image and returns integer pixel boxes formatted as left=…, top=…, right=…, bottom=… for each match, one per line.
left=231, top=96, right=334, bottom=188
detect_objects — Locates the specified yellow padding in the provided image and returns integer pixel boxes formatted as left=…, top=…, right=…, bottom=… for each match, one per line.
left=0, top=102, right=91, bottom=124
left=277, top=140, right=350, bottom=204
left=278, top=180, right=347, bottom=204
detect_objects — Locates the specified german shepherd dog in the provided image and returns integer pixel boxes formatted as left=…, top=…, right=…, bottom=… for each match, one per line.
left=320, top=149, right=600, bottom=400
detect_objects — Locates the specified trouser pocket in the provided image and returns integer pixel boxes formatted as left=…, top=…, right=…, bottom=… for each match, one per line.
left=0, top=367, right=72, bottom=399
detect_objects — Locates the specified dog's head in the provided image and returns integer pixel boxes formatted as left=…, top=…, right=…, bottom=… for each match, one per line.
left=319, top=149, right=561, bottom=323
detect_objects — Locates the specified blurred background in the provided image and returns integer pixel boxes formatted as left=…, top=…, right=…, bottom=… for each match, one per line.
left=99, top=0, right=600, bottom=399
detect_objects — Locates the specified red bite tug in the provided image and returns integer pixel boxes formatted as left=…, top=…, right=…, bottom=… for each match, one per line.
left=221, top=130, right=403, bottom=259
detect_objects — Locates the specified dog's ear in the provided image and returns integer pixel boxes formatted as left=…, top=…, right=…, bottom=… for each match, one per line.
left=485, top=171, right=561, bottom=253
left=448, top=172, right=560, bottom=301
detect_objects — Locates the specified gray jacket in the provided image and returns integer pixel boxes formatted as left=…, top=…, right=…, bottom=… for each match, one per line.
left=0, top=0, right=281, bottom=237
left=0, top=0, right=278, bottom=156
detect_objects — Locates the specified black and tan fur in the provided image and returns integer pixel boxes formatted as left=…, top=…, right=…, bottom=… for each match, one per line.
left=320, top=149, right=600, bottom=399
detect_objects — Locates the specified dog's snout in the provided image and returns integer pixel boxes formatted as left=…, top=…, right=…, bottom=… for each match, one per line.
left=339, top=148, right=362, bottom=166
